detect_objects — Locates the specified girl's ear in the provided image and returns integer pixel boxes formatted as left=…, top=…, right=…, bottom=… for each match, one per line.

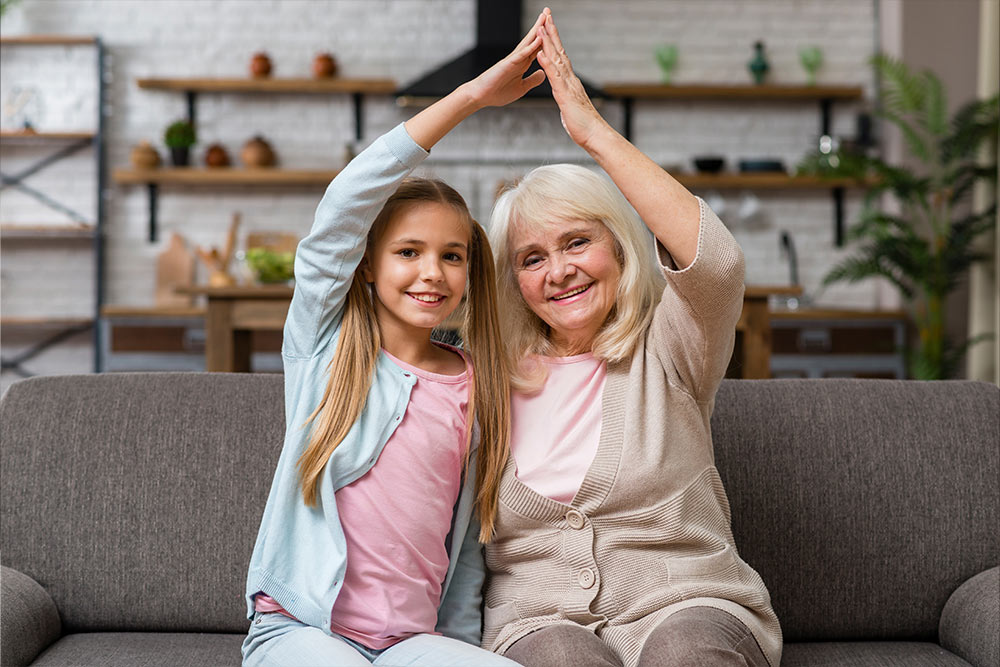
left=359, top=255, right=374, bottom=283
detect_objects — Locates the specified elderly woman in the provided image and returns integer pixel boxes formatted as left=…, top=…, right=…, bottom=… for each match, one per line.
left=482, top=10, right=781, bottom=667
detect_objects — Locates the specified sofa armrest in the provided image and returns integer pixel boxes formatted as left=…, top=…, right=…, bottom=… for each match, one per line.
left=940, top=566, right=999, bottom=667
left=1, top=566, right=61, bottom=666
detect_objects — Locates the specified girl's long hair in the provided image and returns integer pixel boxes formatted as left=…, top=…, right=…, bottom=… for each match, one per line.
left=297, top=178, right=510, bottom=544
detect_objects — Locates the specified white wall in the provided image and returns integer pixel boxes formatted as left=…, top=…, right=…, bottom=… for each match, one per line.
left=1, top=0, right=886, bottom=385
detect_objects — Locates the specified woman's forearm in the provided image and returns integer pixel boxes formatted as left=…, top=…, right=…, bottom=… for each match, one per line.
left=582, top=123, right=701, bottom=270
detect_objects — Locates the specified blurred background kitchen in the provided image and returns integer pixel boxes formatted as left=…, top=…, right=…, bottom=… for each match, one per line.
left=1, top=0, right=996, bottom=393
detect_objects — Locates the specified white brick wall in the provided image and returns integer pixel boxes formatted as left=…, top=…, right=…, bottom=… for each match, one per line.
left=1, top=0, right=895, bottom=380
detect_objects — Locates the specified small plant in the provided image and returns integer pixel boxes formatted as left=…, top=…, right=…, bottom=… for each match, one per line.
left=799, top=53, right=999, bottom=379
left=164, top=120, right=196, bottom=148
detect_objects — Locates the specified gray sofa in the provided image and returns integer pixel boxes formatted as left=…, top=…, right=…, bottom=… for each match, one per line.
left=1, top=373, right=997, bottom=666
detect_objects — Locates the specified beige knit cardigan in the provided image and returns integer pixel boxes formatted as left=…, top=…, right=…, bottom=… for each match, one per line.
left=483, top=200, right=783, bottom=667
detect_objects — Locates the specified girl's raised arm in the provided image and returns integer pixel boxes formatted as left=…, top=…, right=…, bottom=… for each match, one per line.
left=535, top=9, right=701, bottom=270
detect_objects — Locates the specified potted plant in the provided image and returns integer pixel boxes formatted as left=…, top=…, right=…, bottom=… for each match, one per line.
left=800, top=54, right=998, bottom=379
left=164, top=120, right=196, bottom=166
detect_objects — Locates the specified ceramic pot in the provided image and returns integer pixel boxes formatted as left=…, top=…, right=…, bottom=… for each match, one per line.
left=204, top=143, right=231, bottom=168
left=241, top=136, right=276, bottom=167
left=130, top=141, right=161, bottom=169
left=170, top=146, right=190, bottom=167
left=312, top=53, right=338, bottom=78
left=250, top=52, right=272, bottom=78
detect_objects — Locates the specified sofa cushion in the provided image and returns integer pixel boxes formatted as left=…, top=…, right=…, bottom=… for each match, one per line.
left=711, top=379, right=999, bottom=642
left=0, top=373, right=286, bottom=634
left=30, top=633, right=243, bottom=667
left=782, top=641, right=972, bottom=666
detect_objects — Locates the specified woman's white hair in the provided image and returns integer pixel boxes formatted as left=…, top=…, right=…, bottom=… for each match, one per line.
left=489, top=164, right=664, bottom=390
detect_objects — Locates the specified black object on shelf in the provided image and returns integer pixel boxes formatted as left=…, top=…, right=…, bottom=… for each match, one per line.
left=739, top=159, right=785, bottom=172
left=693, top=156, right=726, bottom=173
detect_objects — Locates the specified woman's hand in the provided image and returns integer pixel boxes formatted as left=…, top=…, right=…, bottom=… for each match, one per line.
left=535, top=9, right=608, bottom=150
left=462, top=10, right=547, bottom=109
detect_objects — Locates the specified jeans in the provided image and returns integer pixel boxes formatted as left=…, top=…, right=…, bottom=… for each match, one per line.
left=242, top=612, right=521, bottom=667
left=504, top=607, right=769, bottom=667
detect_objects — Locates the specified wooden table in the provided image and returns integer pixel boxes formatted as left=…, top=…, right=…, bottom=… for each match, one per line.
left=181, top=284, right=799, bottom=376
left=737, top=286, right=804, bottom=379
left=177, top=285, right=293, bottom=372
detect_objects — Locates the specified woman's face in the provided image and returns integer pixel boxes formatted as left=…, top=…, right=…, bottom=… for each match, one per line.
left=510, top=217, right=621, bottom=355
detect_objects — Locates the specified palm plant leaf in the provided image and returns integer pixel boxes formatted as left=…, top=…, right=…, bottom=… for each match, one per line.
left=941, top=95, right=999, bottom=163
left=878, top=108, right=933, bottom=162
left=823, top=249, right=915, bottom=299
left=922, top=70, right=949, bottom=137
left=950, top=163, right=998, bottom=204
left=872, top=53, right=927, bottom=116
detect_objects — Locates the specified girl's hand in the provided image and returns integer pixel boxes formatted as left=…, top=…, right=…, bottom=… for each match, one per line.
left=535, top=9, right=607, bottom=149
left=462, top=10, right=547, bottom=109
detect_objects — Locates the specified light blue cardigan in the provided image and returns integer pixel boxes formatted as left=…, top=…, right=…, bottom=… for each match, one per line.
left=244, top=123, right=485, bottom=645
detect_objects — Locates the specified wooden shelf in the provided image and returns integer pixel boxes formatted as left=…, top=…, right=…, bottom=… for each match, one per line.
left=1, top=224, right=96, bottom=239
left=102, top=305, right=205, bottom=318
left=770, top=308, right=908, bottom=321
left=0, top=130, right=96, bottom=141
left=137, top=77, right=396, bottom=94
left=602, top=83, right=864, bottom=100
left=675, top=173, right=869, bottom=189
left=1, top=316, right=94, bottom=327
left=0, top=35, right=98, bottom=46
left=113, top=167, right=340, bottom=186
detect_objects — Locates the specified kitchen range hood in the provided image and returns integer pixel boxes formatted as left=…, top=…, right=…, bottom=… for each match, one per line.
left=396, top=0, right=605, bottom=105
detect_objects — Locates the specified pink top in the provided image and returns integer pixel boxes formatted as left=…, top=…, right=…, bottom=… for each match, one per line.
left=510, top=353, right=607, bottom=504
left=257, top=346, right=469, bottom=650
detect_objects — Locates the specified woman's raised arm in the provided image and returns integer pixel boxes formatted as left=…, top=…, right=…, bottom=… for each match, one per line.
left=535, top=9, right=701, bottom=269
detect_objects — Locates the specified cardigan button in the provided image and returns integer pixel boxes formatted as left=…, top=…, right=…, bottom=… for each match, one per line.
left=578, top=568, right=595, bottom=589
left=566, top=510, right=585, bottom=530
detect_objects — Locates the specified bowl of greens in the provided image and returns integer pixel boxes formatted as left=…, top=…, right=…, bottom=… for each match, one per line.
left=244, top=247, right=295, bottom=284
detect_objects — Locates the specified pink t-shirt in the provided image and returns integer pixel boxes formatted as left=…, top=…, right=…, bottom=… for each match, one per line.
left=511, top=353, right=607, bottom=504
left=256, top=346, right=469, bottom=650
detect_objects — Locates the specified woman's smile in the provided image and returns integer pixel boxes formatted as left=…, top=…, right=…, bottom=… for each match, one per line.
left=549, top=282, right=593, bottom=302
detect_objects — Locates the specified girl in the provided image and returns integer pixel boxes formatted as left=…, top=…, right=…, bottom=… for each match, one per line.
left=241, top=12, right=550, bottom=667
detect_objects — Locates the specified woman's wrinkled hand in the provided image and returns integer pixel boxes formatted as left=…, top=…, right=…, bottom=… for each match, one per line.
left=535, top=9, right=607, bottom=149
left=463, top=10, right=547, bottom=109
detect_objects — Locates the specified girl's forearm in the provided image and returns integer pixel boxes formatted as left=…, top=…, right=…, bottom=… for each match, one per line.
left=404, top=84, right=481, bottom=152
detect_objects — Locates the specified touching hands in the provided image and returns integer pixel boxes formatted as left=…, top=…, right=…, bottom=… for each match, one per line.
left=463, top=10, right=548, bottom=109
left=535, top=8, right=607, bottom=150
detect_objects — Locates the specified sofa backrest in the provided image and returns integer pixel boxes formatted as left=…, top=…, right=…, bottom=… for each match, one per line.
left=1, top=374, right=997, bottom=639
left=1, top=372, right=285, bottom=634
left=712, top=379, right=999, bottom=642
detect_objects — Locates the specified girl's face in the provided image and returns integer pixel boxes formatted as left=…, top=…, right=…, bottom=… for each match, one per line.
left=509, top=217, right=622, bottom=355
left=362, top=202, right=470, bottom=338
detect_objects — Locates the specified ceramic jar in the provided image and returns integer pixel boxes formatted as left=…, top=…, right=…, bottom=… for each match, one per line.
left=204, top=143, right=231, bottom=168
left=250, top=52, right=272, bottom=78
left=130, top=141, right=161, bottom=169
left=241, top=136, right=276, bottom=167
left=312, top=53, right=338, bottom=79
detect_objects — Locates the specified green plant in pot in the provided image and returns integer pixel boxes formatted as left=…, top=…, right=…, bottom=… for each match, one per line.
left=799, top=54, right=998, bottom=379
left=164, top=120, right=197, bottom=166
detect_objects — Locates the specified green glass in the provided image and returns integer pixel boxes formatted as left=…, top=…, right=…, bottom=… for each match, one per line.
left=799, top=46, right=823, bottom=85
left=655, top=44, right=678, bottom=84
